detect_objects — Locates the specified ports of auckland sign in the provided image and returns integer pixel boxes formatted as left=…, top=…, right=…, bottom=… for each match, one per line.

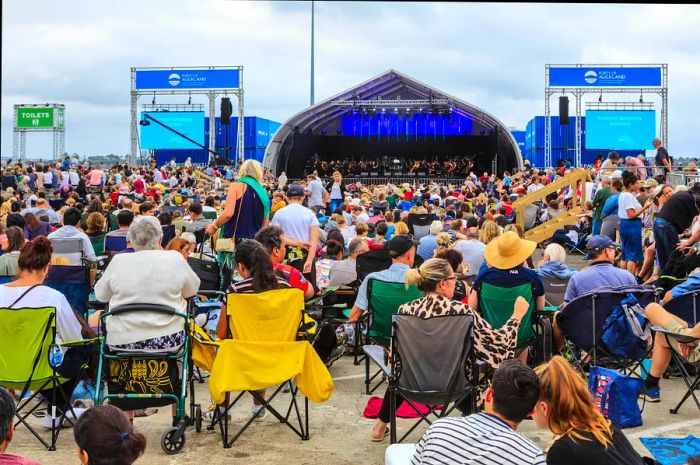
left=135, top=68, right=240, bottom=90
left=548, top=67, right=662, bottom=87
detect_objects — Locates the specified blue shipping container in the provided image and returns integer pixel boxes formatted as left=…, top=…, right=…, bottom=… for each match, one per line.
left=152, top=116, right=281, bottom=166
left=523, top=116, right=645, bottom=167
left=510, top=130, right=526, bottom=157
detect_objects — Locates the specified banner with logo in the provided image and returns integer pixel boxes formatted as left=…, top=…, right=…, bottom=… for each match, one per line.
left=134, top=68, right=240, bottom=90
left=548, top=67, right=662, bottom=87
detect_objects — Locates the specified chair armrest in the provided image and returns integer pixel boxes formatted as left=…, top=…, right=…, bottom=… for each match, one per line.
left=60, top=337, right=100, bottom=347
left=652, top=326, right=699, bottom=344
left=363, top=345, right=392, bottom=377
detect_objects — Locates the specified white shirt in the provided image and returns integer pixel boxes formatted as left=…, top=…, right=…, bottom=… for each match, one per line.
left=0, top=284, right=83, bottom=347
left=69, top=171, right=80, bottom=186
left=95, top=250, right=200, bottom=345
left=48, top=225, right=97, bottom=260
left=306, top=179, right=326, bottom=207
left=270, top=203, right=319, bottom=242
left=618, top=192, right=641, bottom=219
left=527, top=183, right=543, bottom=194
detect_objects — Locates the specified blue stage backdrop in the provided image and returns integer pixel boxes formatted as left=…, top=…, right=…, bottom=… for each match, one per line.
left=339, top=111, right=474, bottom=141
left=140, top=111, right=205, bottom=150
left=585, top=110, right=656, bottom=150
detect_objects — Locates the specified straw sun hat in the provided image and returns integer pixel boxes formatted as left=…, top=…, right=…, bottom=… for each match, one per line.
left=484, top=231, right=537, bottom=270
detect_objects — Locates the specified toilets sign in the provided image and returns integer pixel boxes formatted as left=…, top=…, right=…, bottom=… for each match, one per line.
left=16, top=106, right=62, bottom=128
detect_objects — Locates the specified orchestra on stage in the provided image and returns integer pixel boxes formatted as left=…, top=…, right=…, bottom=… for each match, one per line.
left=304, top=155, right=476, bottom=178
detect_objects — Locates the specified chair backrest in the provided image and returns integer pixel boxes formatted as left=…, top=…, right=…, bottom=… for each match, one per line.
left=50, top=237, right=85, bottom=266
left=45, top=265, right=91, bottom=316
left=89, top=234, right=106, bottom=257
left=542, top=276, right=570, bottom=308
left=557, top=285, right=657, bottom=351
left=105, top=235, right=128, bottom=254
left=664, top=290, right=700, bottom=326
left=48, top=198, right=64, bottom=211
left=407, top=213, right=436, bottom=240
left=356, top=248, right=392, bottom=283
left=227, top=288, right=305, bottom=342
left=477, top=281, right=535, bottom=348
left=367, top=279, right=423, bottom=346
left=0, top=276, right=14, bottom=285
left=108, top=212, right=120, bottom=232
left=0, top=306, right=56, bottom=390
left=392, top=314, right=474, bottom=405
left=203, top=210, right=217, bottom=220
left=523, top=205, right=539, bottom=230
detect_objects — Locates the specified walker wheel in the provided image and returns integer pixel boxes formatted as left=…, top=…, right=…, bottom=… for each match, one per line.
left=161, top=427, right=186, bottom=455
left=195, top=405, right=203, bottom=433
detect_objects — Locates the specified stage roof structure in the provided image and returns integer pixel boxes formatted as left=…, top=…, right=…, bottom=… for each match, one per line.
left=263, top=69, right=523, bottom=175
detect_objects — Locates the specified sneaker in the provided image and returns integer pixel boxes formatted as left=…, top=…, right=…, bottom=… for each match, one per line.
left=203, top=406, right=230, bottom=421
left=281, top=380, right=295, bottom=393
left=640, top=386, right=660, bottom=402
left=252, top=404, right=267, bottom=420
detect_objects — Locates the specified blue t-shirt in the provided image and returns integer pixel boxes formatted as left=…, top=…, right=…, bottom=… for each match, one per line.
left=473, top=265, right=545, bottom=297
left=416, top=234, right=438, bottom=261
left=670, top=273, right=700, bottom=299
left=397, top=200, right=414, bottom=212
left=601, top=193, right=620, bottom=218
left=564, top=263, right=636, bottom=302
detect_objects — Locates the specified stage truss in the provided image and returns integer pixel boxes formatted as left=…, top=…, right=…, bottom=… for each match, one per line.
left=544, top=64, right=667, bottom=168
left=130, top=66, right=244, bottom=166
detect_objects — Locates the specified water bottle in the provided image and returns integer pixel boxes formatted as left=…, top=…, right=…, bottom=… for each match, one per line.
left=49, top=344, right=64, bottom=368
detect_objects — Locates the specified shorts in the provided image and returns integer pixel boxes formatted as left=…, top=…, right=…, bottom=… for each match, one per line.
left=662, top=319, right=700, bottom=363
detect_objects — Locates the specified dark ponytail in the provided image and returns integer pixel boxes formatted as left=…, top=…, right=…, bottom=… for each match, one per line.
left=234, top=240, right=280, bottom=292
left=74, top=404, right=147, bottom=465
left=621, top=170, right=638, bottom=189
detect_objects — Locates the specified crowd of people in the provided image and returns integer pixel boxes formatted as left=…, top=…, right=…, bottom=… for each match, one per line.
left=1, top=141, right=699, bottom=464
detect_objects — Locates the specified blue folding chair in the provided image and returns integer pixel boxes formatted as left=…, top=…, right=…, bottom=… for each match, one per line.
left=104, top=235, right=128, bottom=258
left=44, top=265, right=91, bottom=316
left=664, top=290, right=700, bottom=326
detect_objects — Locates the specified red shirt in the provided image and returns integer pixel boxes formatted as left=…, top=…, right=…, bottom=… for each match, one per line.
left=273, top=262, right=311, bottom=294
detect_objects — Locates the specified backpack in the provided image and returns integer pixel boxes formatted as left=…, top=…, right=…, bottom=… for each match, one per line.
left=600, top=293, right=651, bottom=361
left=589, top=365, right=644, bottom=428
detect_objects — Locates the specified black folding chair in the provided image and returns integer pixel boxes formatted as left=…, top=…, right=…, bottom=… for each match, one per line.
left=363, top=314, right=478, bottom=443
left=406, top=213, right=436, bottom=240
left=542, top=276, right=570, bottom=309
left=653, top=326, right=700, bottom=414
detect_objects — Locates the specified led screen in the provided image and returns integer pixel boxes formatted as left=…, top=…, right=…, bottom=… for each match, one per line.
left=585, top=110, right=655, bottom=150
left=139, top=111, right=205, bottom=150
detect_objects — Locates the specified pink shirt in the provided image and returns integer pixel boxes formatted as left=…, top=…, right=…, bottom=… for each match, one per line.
left=88, top=169, right=104, bottom=186
left=0, top=453, right=42, bottom=465
left=626, top=157, right=647, bottom=180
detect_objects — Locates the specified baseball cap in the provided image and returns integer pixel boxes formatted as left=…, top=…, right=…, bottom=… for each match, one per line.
left=387, top=235, right=419, bottom=258
left=586, top=235, right=620, bottom=252
left=444, top=214, right=455, bottom=221
left=286, top=184, right=305, bottom=198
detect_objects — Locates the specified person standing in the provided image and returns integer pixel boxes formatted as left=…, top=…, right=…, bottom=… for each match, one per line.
left=305, top=174, right=327, bottom=213
left=617, top=171, right=652, bottom=276
left=325, top=171, right=346, bottom=215
left=653, top=137, right=672, bottom=177
left=591, top=177, right=612, bottom=236
left=204, top=160, right=270, bottom=291
left=654, top=183, right=700, bottom=271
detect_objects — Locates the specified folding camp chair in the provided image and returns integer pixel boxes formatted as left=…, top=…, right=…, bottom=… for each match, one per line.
left=0, top=306, right=83, bottom=450
left=50, top=237, right=85, bottom=266
left=203, top=210, right=217, bottom=220
left=44, top=265, right=91, bottom=316
left=356, top=248, right=392, bottom=283
left=556, top=285, right=657, bottom=375
left=363, top=314, right=479, bottom=443
left=653, top=326, right=700, bottom=414
left=104, top=234, right=128, bottom=257
left=359, top=280, right=423, bottom=394
left=542, top=276, right=570, bottom=309
left=406, top=213, right=436, bottom=240
left=664, top=290, right=700, bottom=326
left=89, top=233, right=106, bottom=257
left=209, top=288, right=333, bottom=448
left=48, top=198, right=64, bottom=211
left=0, top=276, right=14, bottom=285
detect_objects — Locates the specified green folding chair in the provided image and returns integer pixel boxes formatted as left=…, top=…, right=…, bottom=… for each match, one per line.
left=89, top=233, right=106, bottom=257
left=0, top=306, right=79, bottom=450
left=203, top=210, right=217, bottom=220
left=475, top=281, right=536, bottom=351
left=360, top=279, right=422, bottom=394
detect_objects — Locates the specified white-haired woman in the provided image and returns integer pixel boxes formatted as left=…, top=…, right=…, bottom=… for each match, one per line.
left=536, top=243, right=576, bottom=279
left=204, top=159, right=271, bottom=290
left=95, top=216, right=200, bottom=353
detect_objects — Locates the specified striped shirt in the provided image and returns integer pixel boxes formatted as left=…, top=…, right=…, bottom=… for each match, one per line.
left=410, top=413, right=545, bottom=465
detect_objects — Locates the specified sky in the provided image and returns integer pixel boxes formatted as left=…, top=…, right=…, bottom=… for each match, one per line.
left=2, top=1, right=700, bottom=160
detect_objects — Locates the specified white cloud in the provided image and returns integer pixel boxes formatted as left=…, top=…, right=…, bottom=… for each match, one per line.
left=2, top=1, right=699, bottom=159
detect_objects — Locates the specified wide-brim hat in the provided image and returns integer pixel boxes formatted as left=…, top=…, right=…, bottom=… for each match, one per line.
left=484, top=231, right=537, bottom=270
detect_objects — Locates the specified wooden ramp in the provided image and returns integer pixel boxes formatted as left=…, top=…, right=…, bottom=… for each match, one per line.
left=512, top=169, right=589, bottom=244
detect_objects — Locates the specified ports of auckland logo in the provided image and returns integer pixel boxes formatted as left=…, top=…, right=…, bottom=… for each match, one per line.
left=584, top=70, right=598, bottom=84
left=168, top=73, right=181, bottom=86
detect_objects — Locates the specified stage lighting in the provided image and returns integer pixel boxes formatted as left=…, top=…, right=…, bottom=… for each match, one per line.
left=480, top=129, right=485, bottom=135
left=639, top=92, right=644, bottom=103
left=321, top=128, right=327, bottom=135
left=406, top=108, right=410, bottom=112
left=188, top=93, right=192, bottom=105
left=598, top=92, right=603, bottom=103
left=394, top=108, right=398, bottom=112
left=336, top=128, right=342, bottom=135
